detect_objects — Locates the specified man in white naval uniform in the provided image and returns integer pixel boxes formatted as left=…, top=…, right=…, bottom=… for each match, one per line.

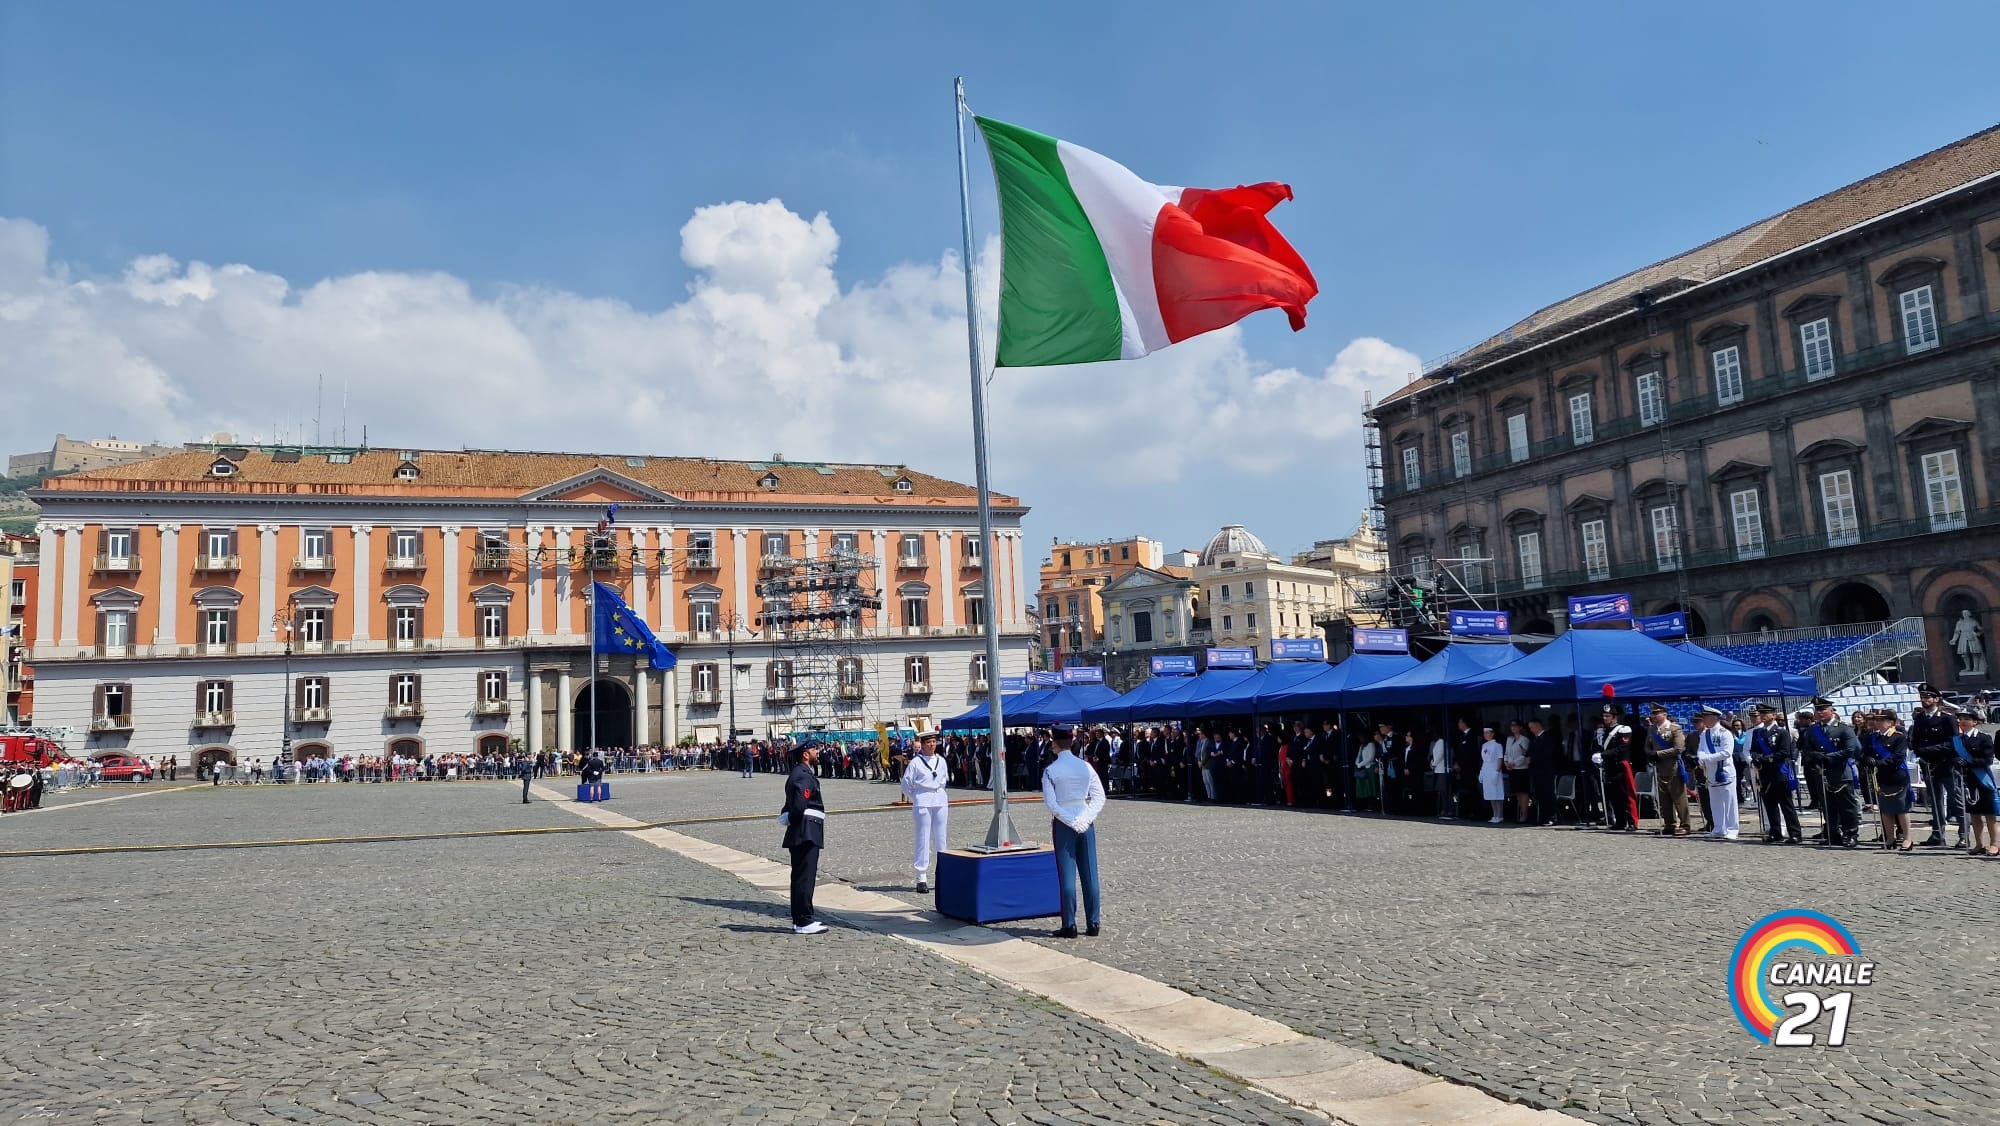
left=1693, top=705, right=1739, bottom=840
left=902, top=732, right=951, bottom=893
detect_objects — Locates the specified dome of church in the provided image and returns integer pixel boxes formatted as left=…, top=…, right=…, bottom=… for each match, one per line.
left=1201, top=524, right=1270, bottom=565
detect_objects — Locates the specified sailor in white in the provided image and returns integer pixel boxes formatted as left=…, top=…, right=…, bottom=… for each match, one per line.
left=1693, top=705, right=1740, bottom=840
left=902, top=731, right=951, bottom=893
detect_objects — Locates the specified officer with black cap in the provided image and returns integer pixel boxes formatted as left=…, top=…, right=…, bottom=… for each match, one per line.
left=1909, top=683, right=1966, bottom=848
left=1747, top=703, right=1800, bottom=844
left=778, top=744, right=829, bottom=934
left=1803, top=697, right=1863, bottom=848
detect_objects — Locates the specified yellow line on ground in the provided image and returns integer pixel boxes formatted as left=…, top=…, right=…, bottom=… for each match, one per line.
left=0, top=792, right=1042, bottom=859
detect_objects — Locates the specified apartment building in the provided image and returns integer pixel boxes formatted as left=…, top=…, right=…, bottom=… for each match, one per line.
left=26, top=446, right=1033, bottom=765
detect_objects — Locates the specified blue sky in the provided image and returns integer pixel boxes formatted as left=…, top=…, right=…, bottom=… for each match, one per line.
left=4, top=0, right=1998, bottom=559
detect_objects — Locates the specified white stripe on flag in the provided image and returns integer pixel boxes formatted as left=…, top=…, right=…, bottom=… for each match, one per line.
left=1056, top=140, right=1174, bottom=357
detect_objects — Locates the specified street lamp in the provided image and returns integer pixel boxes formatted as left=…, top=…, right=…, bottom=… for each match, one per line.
left=718, top=608, right=745, bottom=747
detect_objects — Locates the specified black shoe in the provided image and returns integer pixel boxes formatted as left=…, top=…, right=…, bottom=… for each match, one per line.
left=1085, top=925, right=1100, bottom=937
left=916, top=881, right=929, bottom=894
left=1920, top=836, right=1945, bottom=847
left=1049, top=926, right=1079, bottom=939
left=1843, top=841, right=1860, bottom=850
left=1786, top=837, right=1801, bottom=845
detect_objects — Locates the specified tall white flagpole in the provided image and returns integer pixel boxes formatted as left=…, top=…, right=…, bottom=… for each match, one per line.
left=956, top=76, right=1026, bottom=851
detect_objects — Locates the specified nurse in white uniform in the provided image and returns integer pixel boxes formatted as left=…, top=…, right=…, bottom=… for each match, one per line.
left=902, top=732, right=951, bottom=893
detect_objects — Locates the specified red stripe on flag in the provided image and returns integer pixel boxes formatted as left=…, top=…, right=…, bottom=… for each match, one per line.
left=1151, top=183, right=1318, bottom=344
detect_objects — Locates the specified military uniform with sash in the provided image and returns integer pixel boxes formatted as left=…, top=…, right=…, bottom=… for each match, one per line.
left=1804, top=699, right=1863, bottom=849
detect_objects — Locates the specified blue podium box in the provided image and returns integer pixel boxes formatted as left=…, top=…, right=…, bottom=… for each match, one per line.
left=575, top=782, right=610, bottom=802
left=934, top=846, right=1061, bottom=924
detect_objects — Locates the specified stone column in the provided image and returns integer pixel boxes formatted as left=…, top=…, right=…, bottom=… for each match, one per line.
left=554, top=528, right=575, bottom=639
left=257, top=524, right=280, bottom=645
left=939, top=530, right=957, bottom=629
left=154, top=523, right=181, bottom=648
left=441, top=526, right=461, bottom=640
left=59, top=525, right=81, bottom=648
left=556, top=668, right=574, bottom=752
left=634, top=667, right=650, bottom=746
left=525, top=670, right=543, bottom=757
left=349, top=526, right=372, bottom=641
left=526, top=525, right=545, bottom=637
left=33, top=523, right=57, bottom=659
left=631, top=528, right=650, bottom=627
left=661, top=666, right=680, bottom=749
left=731, top=528, right=750, bottom=632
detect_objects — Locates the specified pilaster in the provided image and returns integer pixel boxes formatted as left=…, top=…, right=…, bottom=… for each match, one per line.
left=731, top=528, right=750, bottom=632
left=939, top=529, right=957, bottom=629
left=257, top=524, right=280, bottom=643
left=349, top=525, right=373, bottom=641
left=34, top=524, right=57, bottom=657
left=59, top=525, right=81, bottom=648
left=630, top=528, right=650, bottom=628
left=554, top=527, right=575, bottom=639
left=526, top=525, right=545, bottom=636
left=154, top=523, right=181, bottom=646
left=441, top=526, right=461, bottom=639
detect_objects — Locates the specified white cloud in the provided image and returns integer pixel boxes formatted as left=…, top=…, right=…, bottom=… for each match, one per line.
left=0, top=207, right=1418, bottom=547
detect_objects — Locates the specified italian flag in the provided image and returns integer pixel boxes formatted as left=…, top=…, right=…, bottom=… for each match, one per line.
left=975, top=116, right=1318, bottom=368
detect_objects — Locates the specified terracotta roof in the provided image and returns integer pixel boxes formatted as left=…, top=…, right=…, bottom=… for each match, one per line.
left=37, top=447, right=1019, bottom=507
left=1379, top=122, right=2000, bottom=408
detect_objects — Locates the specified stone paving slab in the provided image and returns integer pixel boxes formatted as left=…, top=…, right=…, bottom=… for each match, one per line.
left=658, top=771, right=2000, bottom=1126
left=540, top=782, right=1589, bottom=1126
left=2, top=779, right=1333, bottom=1126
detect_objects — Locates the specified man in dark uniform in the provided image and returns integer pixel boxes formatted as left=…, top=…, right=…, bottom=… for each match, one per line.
left=1909, top=684, right=1966, bottom=848
left=780, top=744, right=828, bottom=934
left=1803, top=697, right=1863, bottom=849
left=516, top=751, right=533, bottom=803
left=1597, top=707, right=1641, bottom=831
left=581, top=749, right=606, bottom=787
left=1525, top=716, right=1560, bottom=824
left=1748, top=703, right=1801, bottom=844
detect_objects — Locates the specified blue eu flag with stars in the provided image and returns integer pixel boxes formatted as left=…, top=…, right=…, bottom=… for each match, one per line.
left=592, top=582, right=677, bottom=670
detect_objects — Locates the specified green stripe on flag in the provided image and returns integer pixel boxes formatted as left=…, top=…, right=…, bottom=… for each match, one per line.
left=974, top=116, right=1123, bottom=367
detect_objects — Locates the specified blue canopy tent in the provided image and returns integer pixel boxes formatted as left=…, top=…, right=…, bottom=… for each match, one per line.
left=1253, top=652, right=1421, bottom=712
left=1184, top=661, right=1338, bottom=718
left=1343, top=644, right=1526, bottom=709
left=1125, top=669, right=1257, bottom=721
left=1452, top=629, right=1793, bottom=703
left=1079, top=675, right=1197, bottom=725
left=1675, top=640, right=1818, bottom=697
left=938, top=688, right=1055, bottom=731
left=1008, top=683, right=1122, bottom=726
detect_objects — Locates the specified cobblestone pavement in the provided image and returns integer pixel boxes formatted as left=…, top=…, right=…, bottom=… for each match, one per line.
left=660, top=772, right=2000, bottom=1126
left=0, top=780, right=1326, bottom=1125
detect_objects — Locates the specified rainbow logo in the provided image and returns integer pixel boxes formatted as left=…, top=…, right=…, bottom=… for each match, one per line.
left=1728, top=910, right=1862, bottom=1042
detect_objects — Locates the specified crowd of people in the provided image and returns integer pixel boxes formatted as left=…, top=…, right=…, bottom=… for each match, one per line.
left=1011, top=685, right=2000, bottom=857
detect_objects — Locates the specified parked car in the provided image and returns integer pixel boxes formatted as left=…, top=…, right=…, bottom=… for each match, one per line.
left=96, top=755, right=154, bottom=782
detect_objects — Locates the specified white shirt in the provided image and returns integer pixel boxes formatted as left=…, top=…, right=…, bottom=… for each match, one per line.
left=1040, top=750, right=1106, bottom=832
left=901, top=752, right=950, bottom=807
left=1430, top=738, right=1449, bottom=774
left=1695, top=724, right=1734, bottom=787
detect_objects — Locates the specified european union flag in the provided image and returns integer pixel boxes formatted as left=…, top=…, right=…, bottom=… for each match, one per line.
left=592, top=582, right=677, bottom=670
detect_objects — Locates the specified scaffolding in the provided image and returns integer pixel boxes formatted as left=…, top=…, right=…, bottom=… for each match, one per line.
left=754, top=550, right=882, bottom=736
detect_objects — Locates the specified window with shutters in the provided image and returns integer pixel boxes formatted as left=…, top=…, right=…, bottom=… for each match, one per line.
left=905, top=655, right=928, bottom=687
left=1711, top=347, right=1743, bottom=405
left=837, top=657, right=864, bottom=691
left=964, top=591, right=986, bottom=627
left=1900, top=285, right=1939, bottom=353
left=761, top=532, right=788, bottom=562
left=480, top=605, right=508, bottom=640
left=690, top=600, right=717, bottom=633
left=1401, top=445, right=1421, bottom=489
left=1637, top=371, right=1665, bottom=426
left=199, top=526, right=239, bottom=570
left=96, top=682, right=132, bottom=720
left=1922, top=449, right=1967, bottom=530
left=1730, top=489, right=1766, bottom=559
left=100, top=610, right=131, bottom=650
left=202, top=609, right=234, bottom=648
left=481, top=671, right=508, bottom=702
left=686, top=531, right=716, bottom=569
left=829, top=532, right=858, bottom=557
left=1516, top=531, right=1543, bottom=589
left=1506, top=413, right=1529, bottom=463
left=297, top=607, right=328, bottom=644
left=964, top=535, right=983, bottom=567
left=1450, top=430, right=1470, bottom=477
left=391, top=529, right=421, bottom=563
left=1820, top=470, right=1860, bottom=546
left=393, top=606, right=424, bottom=644
left=1580, top=519, right=1610, bottom=582
left=390, top=674, right=421, bottom=706
left=1568, top=393, right=1594, bottom=445
left=693, top=663, right=718, bottom=694
left=199, top=679, right=231, bottom=715
left=1649, top=505, right=1681, bottom=571
left=1800, top=318, right=1836, bottom=380
left=767, top=660, right=793, bottom=695
left=298, top=676, right=328, bottom=711
left=899, top=533, right=926, bottom=567
left=970, top=653, right=989, bottom=685
left=901, top=594, right=928, bottom=629
left=1246, top=612, right=1259, bottom=632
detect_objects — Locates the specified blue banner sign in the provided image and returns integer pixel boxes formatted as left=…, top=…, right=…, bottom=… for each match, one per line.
left=1636, top=611, right=1688, bottom=639
left=1568, top=593, right=1634, bottom=625
left=1150, top=654, right=1198, bottom=676
left=1269, top=637, right=1327, bottom=661
left=1060, top=665, right=1105, bottom=684
left=998, top=676, right=1028, bottom=691
left=1205, top=646, right=1257, bottom=669
left=1026, top=670, right=1062, bottom=686
left=1352, top=627, right=1409, bottom=653
left=1448, top=609, right=1511, bottom=636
